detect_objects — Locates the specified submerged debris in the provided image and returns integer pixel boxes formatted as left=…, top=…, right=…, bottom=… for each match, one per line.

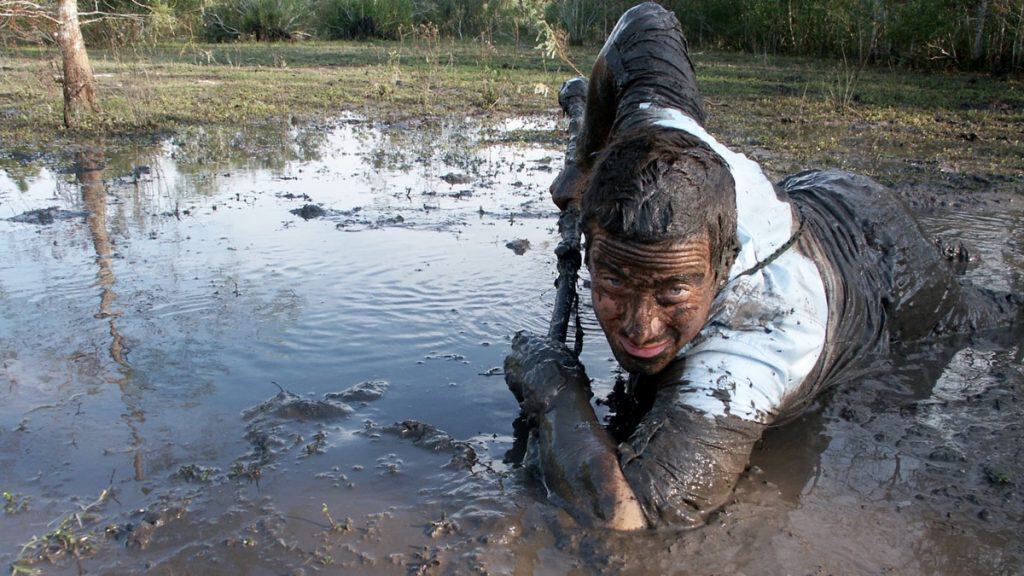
left=382, top=420, right=478, bottom=470
left=228, top=462, right=263, bottom=484
left=14, top=488, right=115, bottom=568
left=291, top=203, right=327, bottom=220
left=15, top=520, right=96, bottom=567
left=373, top=214, right=405, bottom=227
left=305, top=430, right=328, bottom=455
left=423, top=352, right=467, bottom=362
left=325, top=379, right=389, bottom=403
left=321, top=502, right=352, bottom=533
left=7, top=207, right=87, bottom=225
left=440, top=172, right=471, bottom=185
left=982, top=464, right=1013, bottom=486
left=173, top=464, right=219, bottom=483
left=3, top=491, right=28, bottom=515
left=124, top=504, right=188, bottom=550
left=278, top=192, right=312, bottom=201
left=934, top=236, right=976, bottom=274
left=426, top=512, right=458, bottom=539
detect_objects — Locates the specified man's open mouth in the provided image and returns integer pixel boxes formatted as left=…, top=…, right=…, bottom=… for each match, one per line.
left=619, top=337, right=670, bottom=359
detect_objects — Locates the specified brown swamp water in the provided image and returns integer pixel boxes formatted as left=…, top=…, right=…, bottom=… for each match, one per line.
left=0, top=116, right=1022, bottom=575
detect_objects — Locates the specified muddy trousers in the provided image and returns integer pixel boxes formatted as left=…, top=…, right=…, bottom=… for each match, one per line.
left=782, top=169, right=1020, bottom=392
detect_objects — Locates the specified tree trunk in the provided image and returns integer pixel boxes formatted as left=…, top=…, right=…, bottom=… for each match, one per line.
left=972, top=0, right=990, bottom=63
left=869, top=0, right=886, bottom=62
left=55, top=0, right=98, bottom=128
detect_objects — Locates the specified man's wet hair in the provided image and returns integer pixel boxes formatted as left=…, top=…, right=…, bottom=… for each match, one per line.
left=582, top=126, right=739, bottom=280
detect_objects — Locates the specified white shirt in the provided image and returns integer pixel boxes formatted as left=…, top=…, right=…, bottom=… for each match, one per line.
left=642, top=104, right=829, bottom=423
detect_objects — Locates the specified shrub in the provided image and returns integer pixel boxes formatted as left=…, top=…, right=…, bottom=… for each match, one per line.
left=203, top=0, right=311, bottom=42
left=543, top=0, right=603, bottom=45
left=417, top=0, right=505, bottom=40
left=314, top=0, right=415, bottom=39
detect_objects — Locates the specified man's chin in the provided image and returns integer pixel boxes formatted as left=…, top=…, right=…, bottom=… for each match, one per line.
left=613, top=349, right=673, bottom=375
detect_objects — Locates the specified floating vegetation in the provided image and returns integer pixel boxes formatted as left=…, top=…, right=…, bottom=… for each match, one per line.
left=2, top=492, right=28, bottom=516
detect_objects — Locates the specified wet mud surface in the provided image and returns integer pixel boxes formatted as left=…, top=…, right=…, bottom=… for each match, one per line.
left=1, top=115, right=1022, bottom=575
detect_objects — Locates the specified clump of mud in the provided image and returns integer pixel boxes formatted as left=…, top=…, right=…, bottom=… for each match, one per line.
left=382, top=420, right=478, bottom=470
left=290, top=204, right=327, bottom=220
left=326, top=379, right=389, bottom=403
left=243, top=388, right=354, bottom=421
left=505, top=239, right=531, bottom=255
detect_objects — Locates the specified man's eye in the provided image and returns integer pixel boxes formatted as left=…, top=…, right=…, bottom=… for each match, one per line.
left=665, top=285, right=689, bottom=298
left=603, top=276, right=623, bottom=288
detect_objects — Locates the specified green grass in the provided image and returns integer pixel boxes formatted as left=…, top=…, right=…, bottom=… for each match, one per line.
left=1, top=39, right=1022, bottom=191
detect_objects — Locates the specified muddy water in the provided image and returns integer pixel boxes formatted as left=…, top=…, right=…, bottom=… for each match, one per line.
left=1, top=117, right=1022, bottom=575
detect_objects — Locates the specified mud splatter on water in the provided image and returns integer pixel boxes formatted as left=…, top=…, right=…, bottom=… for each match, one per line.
left=0, top=115, right=1022, bottom=575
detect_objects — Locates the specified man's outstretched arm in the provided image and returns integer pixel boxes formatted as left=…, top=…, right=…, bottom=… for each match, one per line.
left=505, top=333, right=766, bottom=530
left=505, top=332, right=645, bottom=530
left=618, top=385, right=765, bottom=527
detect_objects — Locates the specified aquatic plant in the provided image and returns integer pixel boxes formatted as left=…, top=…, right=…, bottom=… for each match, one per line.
left=2, top=491, right=28, bottom=515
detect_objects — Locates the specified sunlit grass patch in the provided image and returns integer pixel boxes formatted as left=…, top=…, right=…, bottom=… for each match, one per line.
left=0, top=40, right=1021, bottom=193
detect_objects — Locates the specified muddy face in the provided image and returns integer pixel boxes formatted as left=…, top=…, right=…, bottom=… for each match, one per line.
left=587, top=226, right=717, bottom=375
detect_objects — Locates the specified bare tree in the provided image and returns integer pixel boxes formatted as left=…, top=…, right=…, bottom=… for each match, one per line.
left=1, top=0, right=140, bottom=127
left=973, top=0, right=991, bottom=63
left=55, top=0, right=98, bottom=127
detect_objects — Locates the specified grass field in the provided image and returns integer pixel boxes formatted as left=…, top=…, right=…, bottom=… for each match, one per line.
left=1, top=39, right=1022, bottom=191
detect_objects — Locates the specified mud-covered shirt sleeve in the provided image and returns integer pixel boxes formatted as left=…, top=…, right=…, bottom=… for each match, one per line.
left=619, top=391, right=765, bottom=527
left=575, top=2, right=706, bottom=172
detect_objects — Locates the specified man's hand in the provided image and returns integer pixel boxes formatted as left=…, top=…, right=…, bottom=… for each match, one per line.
left=504, top=331, right=584, bottom=415
left=504, top=331, right=646, bottom=531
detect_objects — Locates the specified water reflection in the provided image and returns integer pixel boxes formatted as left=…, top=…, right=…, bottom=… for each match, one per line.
left=169, top=121, right=330, bottom=176
left=80, top=153, right=125, bottom=364
left=78, top=150, right=148, bottom=481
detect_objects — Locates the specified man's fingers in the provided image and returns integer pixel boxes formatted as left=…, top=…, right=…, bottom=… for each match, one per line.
left=504, top=331, right=552, bottom=405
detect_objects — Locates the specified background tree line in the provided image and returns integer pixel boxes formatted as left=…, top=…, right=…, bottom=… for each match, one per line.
left=4, top=0, right=1023, bottom=73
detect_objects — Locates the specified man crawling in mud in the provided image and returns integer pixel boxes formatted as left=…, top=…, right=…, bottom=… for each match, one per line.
left=504, top=2, right=1020, bottom=531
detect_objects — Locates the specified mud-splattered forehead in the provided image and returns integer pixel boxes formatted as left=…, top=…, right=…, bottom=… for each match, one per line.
left=588, top=229, right=711, bottom=283
left=582, top=125, right=738, bottom=279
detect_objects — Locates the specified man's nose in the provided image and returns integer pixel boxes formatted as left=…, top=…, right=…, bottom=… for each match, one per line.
left=624, top=296, right=664, bottom=343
